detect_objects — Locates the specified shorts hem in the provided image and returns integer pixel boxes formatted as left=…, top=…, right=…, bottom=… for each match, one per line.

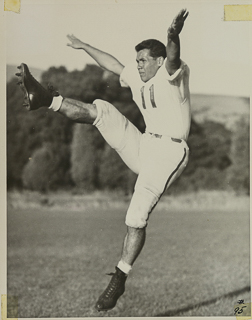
left=125, top=220, right=147, bottom=228
left=92, top=99, right=103, bottom=126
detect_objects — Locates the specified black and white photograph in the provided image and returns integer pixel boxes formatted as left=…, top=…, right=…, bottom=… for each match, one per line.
left=2, top=0, right=251, bottom=318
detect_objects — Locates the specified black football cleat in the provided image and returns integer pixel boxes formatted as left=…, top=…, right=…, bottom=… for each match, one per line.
left=16, top=63, right=58, bottom=111
left=95, top=267, right=127, bottom=311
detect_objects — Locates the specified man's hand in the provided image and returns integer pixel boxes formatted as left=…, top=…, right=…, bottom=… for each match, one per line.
left=67, top=34, right=85, bottom=49
left=168, top=9, right=189, bottom=37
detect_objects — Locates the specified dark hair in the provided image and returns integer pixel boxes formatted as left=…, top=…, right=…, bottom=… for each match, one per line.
left=135, top=39, right=166, bottom=59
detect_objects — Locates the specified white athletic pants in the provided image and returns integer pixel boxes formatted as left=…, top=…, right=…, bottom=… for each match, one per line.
left=93, top=99, right=189, bottom=228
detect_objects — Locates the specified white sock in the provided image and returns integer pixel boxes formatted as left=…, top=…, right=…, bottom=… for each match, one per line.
left=117, top=260, right=132, bottom=275
left=49, top=96, right=63, bottom=112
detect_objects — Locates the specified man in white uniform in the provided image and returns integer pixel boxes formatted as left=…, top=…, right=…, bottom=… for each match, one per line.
left=16, top=9, right=190, bottom=311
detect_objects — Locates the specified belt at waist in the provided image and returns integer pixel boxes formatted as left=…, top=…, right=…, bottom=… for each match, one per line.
left=148, top=132, right=182, bottom=143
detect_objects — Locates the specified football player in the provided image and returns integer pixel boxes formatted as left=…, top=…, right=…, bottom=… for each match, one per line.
left=16, top=9, right=190, bottom=311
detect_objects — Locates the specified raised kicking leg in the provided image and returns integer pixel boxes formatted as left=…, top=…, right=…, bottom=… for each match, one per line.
left=58, top=98, right=97, bottom=124
left=16, top=63, right=97, bottom=124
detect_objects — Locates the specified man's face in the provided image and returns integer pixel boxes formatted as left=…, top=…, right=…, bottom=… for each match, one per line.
left=136, top=49, right=162, bottom=82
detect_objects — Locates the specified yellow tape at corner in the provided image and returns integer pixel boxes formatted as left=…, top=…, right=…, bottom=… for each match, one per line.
left=1, top=295, right=18, bottom=320
left=224, top=5, right=252, bottom=21
left=4, top=0, right=20, bottom=13
left=1, top=295, right=7, bottom=320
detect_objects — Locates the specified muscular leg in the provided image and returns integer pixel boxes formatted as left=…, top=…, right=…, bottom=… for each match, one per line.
left=58, top=98, right=97, bottom=124
left=121, top=227, right=146, bottom=266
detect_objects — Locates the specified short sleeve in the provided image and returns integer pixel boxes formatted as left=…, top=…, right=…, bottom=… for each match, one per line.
left=162, top=59, right=187, bottom=82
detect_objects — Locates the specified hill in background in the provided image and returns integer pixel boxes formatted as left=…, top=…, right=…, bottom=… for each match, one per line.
left=191, top=94, right=249, bottom=129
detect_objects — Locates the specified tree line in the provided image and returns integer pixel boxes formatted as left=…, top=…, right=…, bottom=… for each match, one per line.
left=7, top=64, right=249, bottom=195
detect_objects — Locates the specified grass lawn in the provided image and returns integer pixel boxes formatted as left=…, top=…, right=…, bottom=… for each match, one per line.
left=7, top=193, right=250, bottom=317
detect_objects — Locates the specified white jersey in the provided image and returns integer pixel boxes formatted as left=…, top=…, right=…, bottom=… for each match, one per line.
left=119, top=59, right=191, bottom=141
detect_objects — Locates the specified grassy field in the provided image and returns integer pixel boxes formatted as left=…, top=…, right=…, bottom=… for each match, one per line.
left=7, top=191, right=250, bottom=317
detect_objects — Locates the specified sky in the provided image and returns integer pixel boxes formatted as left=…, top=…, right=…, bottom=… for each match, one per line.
left=3, top=0, right=252, bottom=97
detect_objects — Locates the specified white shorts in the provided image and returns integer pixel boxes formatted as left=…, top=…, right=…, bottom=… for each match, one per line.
left=93, top=99, right=189, bottom=228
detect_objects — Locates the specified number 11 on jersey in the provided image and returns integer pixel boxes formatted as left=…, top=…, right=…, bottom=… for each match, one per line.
left=141, top=84, right=157, bottom=109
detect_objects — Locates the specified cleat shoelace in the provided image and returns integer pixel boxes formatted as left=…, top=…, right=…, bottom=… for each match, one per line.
left=103, top=272, right=122, bottom=298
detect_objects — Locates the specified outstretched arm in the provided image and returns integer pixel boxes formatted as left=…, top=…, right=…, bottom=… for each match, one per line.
left=166, top=9, right=189, bottom=75
left=67, top=34, right=124, bottom=76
